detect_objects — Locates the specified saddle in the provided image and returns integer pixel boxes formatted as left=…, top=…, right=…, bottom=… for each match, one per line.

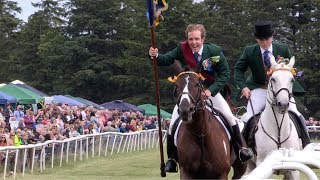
left=242, top=114, right=261, bottom=155
left=171, top=100, right=232, bottom=146
left=288, top=111, right=302, bottom=138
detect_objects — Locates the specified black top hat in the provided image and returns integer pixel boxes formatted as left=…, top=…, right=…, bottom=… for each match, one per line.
left=254, top=21, right=274, bottom=38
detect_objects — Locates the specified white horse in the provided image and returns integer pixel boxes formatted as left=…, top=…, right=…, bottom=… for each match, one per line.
left=246, top=55, right=302, bottom=179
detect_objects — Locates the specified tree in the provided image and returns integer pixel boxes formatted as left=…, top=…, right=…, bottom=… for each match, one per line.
left=0, top=0, right=21, bottom=82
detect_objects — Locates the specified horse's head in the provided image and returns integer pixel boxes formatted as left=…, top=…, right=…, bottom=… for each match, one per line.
left=170, top=61, right=205, bottom=123
left=267, top=55, right=296, bottom=114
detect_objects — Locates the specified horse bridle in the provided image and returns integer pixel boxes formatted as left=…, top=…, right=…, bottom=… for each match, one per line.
left=261, top=75, right=293, bottom=148
left=174, top=72, right=206, bottom=114
left=267, top=78, right=293, bottom=107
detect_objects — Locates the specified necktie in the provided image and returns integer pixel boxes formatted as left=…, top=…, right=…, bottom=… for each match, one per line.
left=194, top=52, right=200, bottom=62
left=263, top=50, right=271, bottom=69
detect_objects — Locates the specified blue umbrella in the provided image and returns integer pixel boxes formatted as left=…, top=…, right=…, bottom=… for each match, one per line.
left=52, top=95, right=86, bottom=107
left=0, top=92, right=17, bottom=105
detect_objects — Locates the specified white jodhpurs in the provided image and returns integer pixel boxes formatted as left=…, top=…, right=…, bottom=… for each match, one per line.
left=242, top=88, right=301, bottom=123
left=168, top=92, right=238, bottom=135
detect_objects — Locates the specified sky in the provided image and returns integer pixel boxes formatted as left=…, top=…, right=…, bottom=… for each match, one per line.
left=15, top=0, right=203, bottom=22
left=15, top=0, right=40, bottom=22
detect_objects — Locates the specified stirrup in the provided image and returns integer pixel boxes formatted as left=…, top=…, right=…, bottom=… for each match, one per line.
left=164, top=159, right=178, bottom=173
left=239, top=147, right=255, bottom=164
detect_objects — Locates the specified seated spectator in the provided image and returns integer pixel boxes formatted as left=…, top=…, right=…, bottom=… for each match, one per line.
left=70, top=125, right=80, bottom=137
left=41, top=114, right=50, bottom=126
left=137, top=121, right=144, bottom=131
left=101, top=121, right=117, bottom=132
left=0, top=135, right=7, bottom=146
left=126, top=119, right=137, bottom=132
left=118, top=122, right=127, bottom=133
left=308, top=117, right=316, bottom=132
left=144, top=119, right=156, bottom=130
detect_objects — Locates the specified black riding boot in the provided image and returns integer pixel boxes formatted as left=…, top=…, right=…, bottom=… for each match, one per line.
left=232, top=124, right=255, bottom=164
left=164, top=134, right=178, bottom=173
left=298, top=115, right=311, bottom=148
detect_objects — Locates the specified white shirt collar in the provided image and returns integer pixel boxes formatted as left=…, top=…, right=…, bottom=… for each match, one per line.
left=193, top=45, right=204, bottom=55
left=260, top=44, right=273, bottom=54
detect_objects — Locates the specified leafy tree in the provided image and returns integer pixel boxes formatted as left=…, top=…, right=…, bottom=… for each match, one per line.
left=0, top=0, right=21, bottom=82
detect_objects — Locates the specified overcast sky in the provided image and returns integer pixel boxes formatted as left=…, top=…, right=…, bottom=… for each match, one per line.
left=15, top=0, right=40, bottom=22
left=15, top=0, right=204, bottom=22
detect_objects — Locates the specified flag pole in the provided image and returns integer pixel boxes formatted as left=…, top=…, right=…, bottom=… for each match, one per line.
left=150, top=25, right=166, bottom=177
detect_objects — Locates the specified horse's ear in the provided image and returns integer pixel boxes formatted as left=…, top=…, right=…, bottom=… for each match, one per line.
left=173, top=60, right=184, bottom=73
left=190, top=62, right=202, bottom=73
left=287, top=56, right=295, bottom=68
left=270, top=54, right=277, bottom=68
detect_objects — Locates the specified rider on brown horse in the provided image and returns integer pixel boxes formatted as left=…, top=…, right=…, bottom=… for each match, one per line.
left=149, top=24, right=254, bottom=172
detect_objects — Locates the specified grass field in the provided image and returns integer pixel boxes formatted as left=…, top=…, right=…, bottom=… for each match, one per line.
left=5, top=147, right=320, bottom=180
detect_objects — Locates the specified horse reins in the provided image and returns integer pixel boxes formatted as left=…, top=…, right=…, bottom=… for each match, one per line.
left=260, top=81, right=293, bottom=148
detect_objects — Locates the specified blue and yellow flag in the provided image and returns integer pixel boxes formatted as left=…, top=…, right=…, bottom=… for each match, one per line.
left=146, top=0, right=168, bottom=27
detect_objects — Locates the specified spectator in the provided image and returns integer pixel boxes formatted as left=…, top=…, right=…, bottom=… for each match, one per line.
left=13, top=105, right=24, bottom=122
left=0, top=135, right=7, bottom=146
left=137, top=121, right=144, bottom=131
left=102, top=121, right=117, bottom=132
left=13, top=129, right=23, bottom=146
left=18, top=118, right=26, bottom=130
left=127, top=119, right=137, bottom=132
left=70, top=125, right=80, bottom=137
left=2, top=103, right=12, bottom=130
left=118, top=122, right=127, bottom=133
left=23, top=110, right=35, bottom=131
left=144, top=119, right=156, bottom=130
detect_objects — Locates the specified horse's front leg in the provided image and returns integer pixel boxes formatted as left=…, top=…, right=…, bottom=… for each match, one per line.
left=179, top=167, right=193, bottom=180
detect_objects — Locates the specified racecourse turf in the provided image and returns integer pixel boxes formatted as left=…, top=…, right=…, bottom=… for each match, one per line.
left=4, top=147, right=319, bottom=180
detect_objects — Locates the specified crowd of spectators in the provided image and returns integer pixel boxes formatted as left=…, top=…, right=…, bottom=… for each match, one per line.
left=0, top=103, right=172, bottom=175
left=0, top=103, right=169, bottom=148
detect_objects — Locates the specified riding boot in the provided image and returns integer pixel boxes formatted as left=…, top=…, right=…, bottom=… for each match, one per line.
left=297, top=115, right=311, bottom=148
left=164, top=134, right=178, bottom=173
left=231, top=124, right=255, bottom=164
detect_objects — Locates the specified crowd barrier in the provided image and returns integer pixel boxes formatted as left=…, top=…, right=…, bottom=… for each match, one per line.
left=0, top=129, right=167, bottom=179
left=242, top=143, right=320, bottom=180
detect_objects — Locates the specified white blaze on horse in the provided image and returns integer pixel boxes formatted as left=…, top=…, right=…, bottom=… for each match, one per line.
left=248, top=55, right=302, bottom=179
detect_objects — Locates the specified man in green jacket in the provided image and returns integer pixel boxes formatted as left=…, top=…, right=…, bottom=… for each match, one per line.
left=149, top=24, right=254, bottom=172
left=234, top=21, right=310, bottom=148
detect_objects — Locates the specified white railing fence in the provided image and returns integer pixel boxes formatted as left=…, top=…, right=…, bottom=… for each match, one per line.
left=242, top=143, right=320, bottom=180
left=0, top=129, right=167, bottom=179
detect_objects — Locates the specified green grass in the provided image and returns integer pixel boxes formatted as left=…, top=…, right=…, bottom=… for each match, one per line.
left=4, top=147, right=320, bottom=180
left=7, top=149, right=179, bottom=180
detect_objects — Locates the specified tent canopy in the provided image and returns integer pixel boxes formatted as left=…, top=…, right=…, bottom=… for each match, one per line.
left=138, top=104, right=172, bottom=119
left=10, top=80, right=49, bottom=97
left=0, top=92, right=17, bottom=105
left=0, top=85, right=44, bottom=104
left=100, top=100, right=144, bottom=113
left=65, top=95, right=103, bottom=109
left=52, top=95, right=86, bottom=107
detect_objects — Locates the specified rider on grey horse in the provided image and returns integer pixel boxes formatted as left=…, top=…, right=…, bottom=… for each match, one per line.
left=234, top=21, right=310, bottom=149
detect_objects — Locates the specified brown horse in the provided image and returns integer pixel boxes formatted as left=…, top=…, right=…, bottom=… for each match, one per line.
left=171, top=64, right=232, bottom=179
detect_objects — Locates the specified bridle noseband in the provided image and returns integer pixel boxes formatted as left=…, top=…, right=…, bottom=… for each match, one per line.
left=267, top=80, right=292, bottom=108
left=173, top=71, right=206, bottom=116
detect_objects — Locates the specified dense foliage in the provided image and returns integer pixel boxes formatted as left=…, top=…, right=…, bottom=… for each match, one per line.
left=0, top=0, right=319, bottom=118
